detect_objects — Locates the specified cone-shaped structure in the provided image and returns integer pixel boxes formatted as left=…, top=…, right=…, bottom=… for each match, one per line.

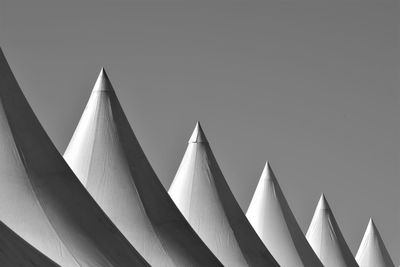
left=246, top=162, right=323, bottom=267
left=168, top=123, right=279, bottom=267
left=0, top=221, right=59, bottom=267
left=0, top=49, right=149, bottom=266
left=306, top=194, right=359, bottom=267
left=355, top=219, right=394, bottom=267
left=64, top=70, right=222, bottom=267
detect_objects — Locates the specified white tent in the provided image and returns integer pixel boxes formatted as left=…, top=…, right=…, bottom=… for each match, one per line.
left=64, top=70, right=222, bottom=267
left=306, top=194, right=359, bottom=267
left=168, top=123, right=279, bottom=267
left=0, top=221, right=59, bottom=267
left=0, top=48, right=149, bottom=267
left=355, top=219, right=394, bottom=267
left=246, top=162, right=323, bottom=267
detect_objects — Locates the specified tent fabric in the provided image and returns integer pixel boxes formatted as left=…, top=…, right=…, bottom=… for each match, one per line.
left=355, top=219, right=394, bottom=267
left=306, top=194, right=359, bottom=267
left=246, top=162, right=324, bottom=267
left=168, top=123, right=279, bottom=267
left=64, top=69, right=222, bottom=267
left=0, top=221, right=60, bottom=267
left=0, top=48, right=149, bottom=267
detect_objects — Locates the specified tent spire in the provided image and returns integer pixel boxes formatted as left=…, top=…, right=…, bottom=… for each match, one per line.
left=188, top=121, right=208, bottom=143
left=169, top=123, right=279, bottom=267
left=306, top=194, right=359, bottom=267
left=64, top=73, right=222, bottom=266
left=260, top=161, right=276, bottom=182
left=0, top=47, right=149, bottom=267
left=355, top=218, right=394, bottom=267
left=246, top=162, right=323, bottom=267
left=316, top=194, right=329, bottom=210
left=92, top=67, right=114, bottom=92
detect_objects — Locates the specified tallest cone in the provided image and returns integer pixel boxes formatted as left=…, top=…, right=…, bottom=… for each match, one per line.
left=0, top=49, right=149, bottom=266
left=64, top=69, right=222, bottom=266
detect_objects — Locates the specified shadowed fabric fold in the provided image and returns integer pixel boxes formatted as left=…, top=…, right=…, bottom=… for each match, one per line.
left=169, top=122, right=279, bottom=267
left=64, top=69, right=222, bottom=267
left=0, top=48, right=149, bottom=267
left=246, top=162, right=323, bottom=267
left=0, top=221, right=60, bottom=267
left=355, top=219, right=394, bottom=267
left=306, top=194, right=359, bottom=267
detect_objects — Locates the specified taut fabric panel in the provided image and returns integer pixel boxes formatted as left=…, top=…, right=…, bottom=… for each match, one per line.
left=64, top=69, right=222, bottom=267
left=306, top=194, right=359, bottom=267
left=169, top=122, right=279, bottom=267
left=0, top=48, right=149, bottom=267
left=355, top=219, right=394, bottom=267
left=246, top=162, right=323, bottom=267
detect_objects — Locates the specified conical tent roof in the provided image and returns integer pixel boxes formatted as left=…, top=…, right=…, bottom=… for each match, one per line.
left=0, top=221, right=59, bottom=267
left=355, top=219, right=394, bottom=267
left=306, top=194, right=359, bottom=267
left=64, top=70, right=222, bottom=267
left=168, top=123, right=279, bottom=267
left=0, top=48, right=149, bottom=267
left=246, top=162, right=323, bottom=267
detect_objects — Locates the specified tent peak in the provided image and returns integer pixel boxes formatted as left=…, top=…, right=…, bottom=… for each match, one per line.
left=188, top=121, right=208, bottom=143
left=316, top=193, right=330, bottom=211
left=171, top=122, right=279, bottom=266
left=366, top=218, right=377, bottom=234
left=356, top=218, right=395, bottom=267
left=264, top=160, right=271, bottom=168
left=92, top=67, right=114, bottom=92
left=306, top=193, right=359, bottom=267
left=0, top=47, right=150, bottom=267
left=99, top=67, right=106, bottom=76
left=260, top=161, right=277, bottom=182
left=247, top=160, right=324, bottom=266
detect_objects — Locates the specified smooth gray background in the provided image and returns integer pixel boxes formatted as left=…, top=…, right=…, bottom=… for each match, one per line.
left=1, top=0, right=398, bottom=262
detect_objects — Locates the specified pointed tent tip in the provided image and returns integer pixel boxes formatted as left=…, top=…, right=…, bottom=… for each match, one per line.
left=265, top=160, right=271, bottom=168
left=260, top=160, right=277, bottom=182
left=316, top=193, right=330, bottom=211
left=99, top=67, right=106, bottom=77
left=188, top=121, right=208, bottom=143
left=92, top=67, right=114, bottom=92
left=263, top=161, right=272, bottom=174
left=367, top=218, right=377, bottom=233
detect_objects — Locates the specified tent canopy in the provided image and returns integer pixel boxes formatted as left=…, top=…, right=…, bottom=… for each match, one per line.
left=246, top=162, right=323, bottom=267
left=64, top=69, right=222, bottom=267
left=0, top=48, right=149, bottom=267
left=169, top=122, right=279, bottom=267
left=355, top=219, right=394, bottom=267
left=306, top=194, right=359, bottom=267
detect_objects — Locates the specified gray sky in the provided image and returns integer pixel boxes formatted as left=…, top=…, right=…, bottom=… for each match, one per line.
left=1, top=0, right=398, bottom=262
